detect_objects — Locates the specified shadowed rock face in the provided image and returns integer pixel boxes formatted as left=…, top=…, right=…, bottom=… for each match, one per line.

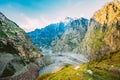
left=0, top=12, right=41, bottom=79
left=76, top=0, right=120, bottom=60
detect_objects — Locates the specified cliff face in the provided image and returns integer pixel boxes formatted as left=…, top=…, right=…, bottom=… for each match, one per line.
left=77, top=1, right=120, bottom=60
left=0, top=12, right=41, bottom=78
left=51, top=18, right=88, bottom=53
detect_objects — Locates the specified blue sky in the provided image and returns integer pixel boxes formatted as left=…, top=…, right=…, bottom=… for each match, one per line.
left=0, top=0, right=112, bottom=32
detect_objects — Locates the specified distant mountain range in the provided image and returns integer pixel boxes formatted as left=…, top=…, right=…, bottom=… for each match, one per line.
left=28, top=17, right=88, bottom=53
left=28, top=0, right=120, bottom=60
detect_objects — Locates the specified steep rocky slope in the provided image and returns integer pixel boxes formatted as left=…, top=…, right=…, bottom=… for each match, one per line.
left=76, top=0, right=120, bottom=60
left=0, top=12, right=41, bottom=79
left=52, top=18, right=88, bottom=53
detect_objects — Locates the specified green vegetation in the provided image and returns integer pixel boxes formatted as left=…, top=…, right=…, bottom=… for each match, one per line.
left=36, top=64, right=86, bottom=80
left=36, top=51, right=120, bottom=80
left=0, top=31, right=7, bottom=37
left=88, top=50, right=120, bottom=80
left=7, top=32, right=14, bottom=36
left=87, top=26, right=105, bottom=49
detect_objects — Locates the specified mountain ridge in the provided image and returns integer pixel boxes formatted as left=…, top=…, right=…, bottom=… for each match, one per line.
left=28, top=17, right=88, bottom=53
left=76, top=0, right=120, bottom=60
left=0, top=12, right=42, bottom=79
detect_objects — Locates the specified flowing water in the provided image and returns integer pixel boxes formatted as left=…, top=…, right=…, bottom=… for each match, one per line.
left=39, top=49, right=88, bottom=75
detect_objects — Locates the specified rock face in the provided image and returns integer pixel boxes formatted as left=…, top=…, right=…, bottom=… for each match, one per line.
left=52, top=18, right=88, bottom=53
left=0, top=12, right=41, bottom=78
left=76, top=0, right=120, bottom=60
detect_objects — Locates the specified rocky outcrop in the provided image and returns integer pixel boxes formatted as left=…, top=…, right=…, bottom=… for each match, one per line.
left=52, top=18, right=88, bottom=53
left=76, top=0, right=120, bottom=60
left=0, top=12, right=42, bottom=79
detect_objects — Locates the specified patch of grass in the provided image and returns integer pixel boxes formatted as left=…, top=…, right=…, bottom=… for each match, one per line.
left=36, top=64, right=86, bottom=80
left=90, top=39, right=104, bottom=49
left=7, top=32, right=14, bottom=36
left=86, top=26, right=105, bottom=50
left=88, top=50, right=120, bottom=80
left=36, top=73, right=52, bottom=80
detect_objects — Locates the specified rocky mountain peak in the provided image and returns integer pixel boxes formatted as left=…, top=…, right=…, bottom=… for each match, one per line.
left=93, top=0, right=120, bottom=25
left=76, top=0, right=120, bottom=60
left=64, top=17, right=73, bottom=20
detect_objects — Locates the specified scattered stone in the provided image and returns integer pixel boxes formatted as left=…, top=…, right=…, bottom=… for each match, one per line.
left=74, top=66, right=80, bottom=70
left=87, top=70, right=93, bottom=75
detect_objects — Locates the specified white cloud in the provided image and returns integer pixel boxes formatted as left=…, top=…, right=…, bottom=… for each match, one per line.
left=16, top=14, right=42, bottom=32
left=15, top=12, right=85, bottom=32
left=13, top=13, right=62, bottom=32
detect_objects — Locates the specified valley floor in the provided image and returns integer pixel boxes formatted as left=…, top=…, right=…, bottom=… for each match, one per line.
left=36, top=50, right=120, bottom=80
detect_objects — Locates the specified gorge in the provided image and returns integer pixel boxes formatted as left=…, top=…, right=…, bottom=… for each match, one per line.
left=0, top=0, right=120, bottom=80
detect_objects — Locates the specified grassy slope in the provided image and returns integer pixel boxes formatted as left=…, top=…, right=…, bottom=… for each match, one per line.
left=36, top=50, right=120, bottom=80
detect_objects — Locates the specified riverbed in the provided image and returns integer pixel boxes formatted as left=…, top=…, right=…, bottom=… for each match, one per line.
left=39, top=49, right=88, bottom=75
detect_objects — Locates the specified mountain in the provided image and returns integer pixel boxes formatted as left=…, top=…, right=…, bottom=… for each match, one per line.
left=76, top=0, right=120, bottom=60
left=28, top=22, right=65, bottom=49
left=28, top=17, right=88, bottom=53
left=62, top=17, right=74, bottom=25
left=51, top=18, right=88, bottom=53
left=0, top=12, right=42, bottom=79
left=36, top=1, right=120, bottom=80
left=28, top=17, right=75, bottom=50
